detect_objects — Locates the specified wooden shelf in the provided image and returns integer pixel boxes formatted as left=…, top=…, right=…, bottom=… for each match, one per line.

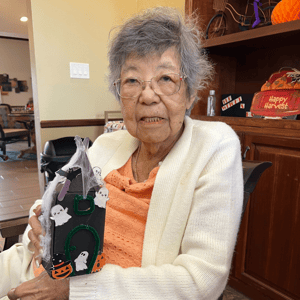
left=191, top=116, right=300, bottom=137
left=193, top=115, right=300, bottom=129
left=204, top=19, right=300, bottom=50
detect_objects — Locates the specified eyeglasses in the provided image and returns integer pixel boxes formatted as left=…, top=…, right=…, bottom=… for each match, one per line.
left=114, top=73, right=187, bottom=98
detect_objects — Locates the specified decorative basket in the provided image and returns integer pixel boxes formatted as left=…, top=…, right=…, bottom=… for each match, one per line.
left=250, top=68, right=300, bottom=118
left=213, top=0, right=228, bottom=12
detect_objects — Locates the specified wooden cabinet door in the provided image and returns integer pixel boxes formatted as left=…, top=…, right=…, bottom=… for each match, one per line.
left=229, top=133, right=300, bottom=300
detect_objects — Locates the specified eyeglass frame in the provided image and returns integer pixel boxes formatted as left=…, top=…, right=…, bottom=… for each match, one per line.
left=113, top=72, right=188, bottom=98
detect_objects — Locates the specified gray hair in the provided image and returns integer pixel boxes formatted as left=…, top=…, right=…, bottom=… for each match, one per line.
left=108, top=7, right=214, bottom=115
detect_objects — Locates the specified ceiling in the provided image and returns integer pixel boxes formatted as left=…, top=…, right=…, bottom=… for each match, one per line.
left=0, top=0, right=29, bottom=39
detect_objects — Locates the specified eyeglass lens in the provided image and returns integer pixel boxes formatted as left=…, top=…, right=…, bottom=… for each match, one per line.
left=116, top=73, right=182, bottom=98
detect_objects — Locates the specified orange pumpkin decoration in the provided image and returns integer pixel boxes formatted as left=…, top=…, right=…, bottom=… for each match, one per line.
left=51, top=262, right=73, bottom=279
left=50, top=253, right=73, bottom=279
left=261, top=68, right=300, bottom=91
left=33, top=258, right=46, bottom=277
left=251, top=68, right=300, bottom=118
left=91, top=253, right=106, bottom=273
left=271, top=0, right=300, bottom=25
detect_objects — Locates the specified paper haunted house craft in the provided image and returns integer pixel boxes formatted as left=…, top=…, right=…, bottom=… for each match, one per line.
left=40, top=136, right=109, bottom=279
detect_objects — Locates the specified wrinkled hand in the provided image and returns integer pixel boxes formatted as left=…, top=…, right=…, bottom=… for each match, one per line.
left=28, top=205, right=43, bottom=264
left=7, top=271, right=69, bottom=300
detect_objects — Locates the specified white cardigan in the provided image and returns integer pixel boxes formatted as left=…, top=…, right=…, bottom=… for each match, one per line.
left=1, top=116, right=243, bottom=300
left=70, top=116, right=243, bottom=300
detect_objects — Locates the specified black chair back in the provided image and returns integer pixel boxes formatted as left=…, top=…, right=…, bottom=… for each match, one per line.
left=40, top=136, right=93, bottom=185
left=217, top=160, right=272, bottom=300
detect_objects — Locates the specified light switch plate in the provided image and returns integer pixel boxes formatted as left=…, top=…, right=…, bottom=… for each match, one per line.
left=70, top=62, right=90, bottom=79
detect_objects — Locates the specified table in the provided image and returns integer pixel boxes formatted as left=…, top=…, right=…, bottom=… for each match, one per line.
left=0, top=218, right=28, bottom=250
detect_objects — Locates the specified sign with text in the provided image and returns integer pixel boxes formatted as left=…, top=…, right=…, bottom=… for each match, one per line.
left=251, top=89, right=300, bottom=117
left=221, top=94, right=254, bottom=117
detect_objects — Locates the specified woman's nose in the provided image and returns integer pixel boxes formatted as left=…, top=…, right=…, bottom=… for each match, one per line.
left=139, top=80, right=160, bottom=104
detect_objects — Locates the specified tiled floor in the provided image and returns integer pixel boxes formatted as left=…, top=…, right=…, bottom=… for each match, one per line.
left=0, top=141, right=39, bottom=251
left=0, top=143, right=250, bottom=299
left=4, top=140, right=34, bottom=152
left=223, top=286, right=250, bottom=299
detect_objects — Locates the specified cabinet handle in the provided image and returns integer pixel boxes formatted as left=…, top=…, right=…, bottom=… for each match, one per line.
left=243, top=146, right=250, bottom=160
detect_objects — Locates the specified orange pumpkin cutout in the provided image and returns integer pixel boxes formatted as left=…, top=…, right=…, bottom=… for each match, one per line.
left=51, top=262, right=73, bottom=279
left=50, top=253, right=73, bottom=279
left=91, top=253, right=106, bottom=273
left=32, top=258, right=46, bottom=277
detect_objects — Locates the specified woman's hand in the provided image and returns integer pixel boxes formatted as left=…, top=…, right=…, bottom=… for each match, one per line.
left=7, top=271, right=69, bottom=300
left=28, top=205, right=43, bottom=263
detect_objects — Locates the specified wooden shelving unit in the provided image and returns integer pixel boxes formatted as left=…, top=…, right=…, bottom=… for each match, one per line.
left=186, top=1, right=300, bottom=300
left=186, top=2, right=300, bottom=117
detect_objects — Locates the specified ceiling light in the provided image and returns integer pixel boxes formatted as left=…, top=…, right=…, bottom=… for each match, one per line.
left=20, top=16, right=28, bottom=22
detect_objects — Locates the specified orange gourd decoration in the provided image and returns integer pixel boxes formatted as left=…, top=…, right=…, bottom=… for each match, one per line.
left=271, top=0, right=300, bottom=25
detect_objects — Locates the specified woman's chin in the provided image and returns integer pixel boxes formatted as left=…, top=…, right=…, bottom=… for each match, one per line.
left=136, top=129, right=171, bottom=145
left=137, top=120, right=168, bottom=136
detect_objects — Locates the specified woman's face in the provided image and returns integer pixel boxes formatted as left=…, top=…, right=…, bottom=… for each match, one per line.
left=119, top=47, right=194, bottom=147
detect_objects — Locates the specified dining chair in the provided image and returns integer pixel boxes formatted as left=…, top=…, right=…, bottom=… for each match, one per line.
left=0, top=103, right=31, bottom=155
left=0, top=140, right=8, bottom=160
left=103, top=110, right=125, bottom=133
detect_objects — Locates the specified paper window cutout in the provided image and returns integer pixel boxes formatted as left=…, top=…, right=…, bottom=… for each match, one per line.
left=73, top=195, right=95, bottom=215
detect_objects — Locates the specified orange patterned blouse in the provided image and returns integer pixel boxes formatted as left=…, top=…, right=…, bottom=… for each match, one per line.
left=103, top=157, right=159, bottom=268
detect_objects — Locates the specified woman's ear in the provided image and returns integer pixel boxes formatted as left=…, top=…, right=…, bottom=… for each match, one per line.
left=186, top=92, right=197, bottom=110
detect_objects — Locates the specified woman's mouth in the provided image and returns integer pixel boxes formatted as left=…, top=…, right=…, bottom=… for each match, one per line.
left=141, top=117, right=164, bottom=122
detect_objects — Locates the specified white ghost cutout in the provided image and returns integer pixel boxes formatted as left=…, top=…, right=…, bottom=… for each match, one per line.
left=94, top=186, right=109, bottom=208
left=93, top=167, right=104, bottom=186
left=74, top=251, right=89, bottom=271
left=50, top=205, right=72, bottom=226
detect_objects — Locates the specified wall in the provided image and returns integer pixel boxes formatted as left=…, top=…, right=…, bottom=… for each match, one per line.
left=29, top=0, right=184, bottom=144
left=137, top=0, right=184, bottom=13
left=0, top=38, right=33, bottom=106
left=29, top=0, right=135, bottom=147
left=28, top=0, right=184, bottom=192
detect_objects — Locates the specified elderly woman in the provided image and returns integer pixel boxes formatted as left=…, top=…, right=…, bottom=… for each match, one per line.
left=1, top=7, right=243, bottom=300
